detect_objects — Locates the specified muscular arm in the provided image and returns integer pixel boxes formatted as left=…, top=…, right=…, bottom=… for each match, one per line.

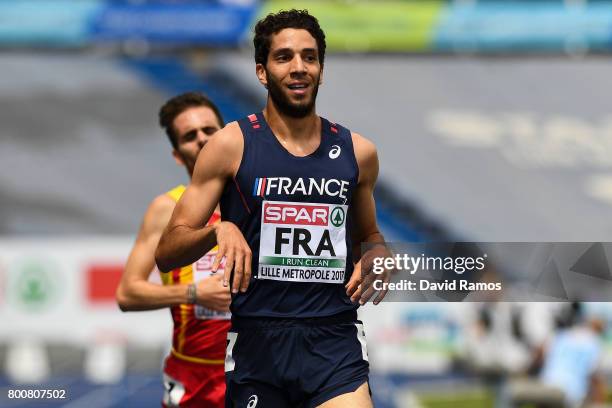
left=351, top=132, right=385, bottom=252
left=116, top=195, right=191, bottom=311
left=155, top=122, right=244, bottom=272
left=345, top=132, right=389, bottom=305
left=117, top=192, right=231, bottom=312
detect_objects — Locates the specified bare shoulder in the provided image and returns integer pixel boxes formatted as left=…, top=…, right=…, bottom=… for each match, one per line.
left=351, top=132, right=379, bottom=183
left=195, top=121, right=244, bottom=177
left=209, top=121, right=243, bottom=152
left=142, top=193, right=176, bottom=235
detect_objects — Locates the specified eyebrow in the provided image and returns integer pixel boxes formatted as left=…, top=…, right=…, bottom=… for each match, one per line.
left=271, top=47, right=317, bottom=55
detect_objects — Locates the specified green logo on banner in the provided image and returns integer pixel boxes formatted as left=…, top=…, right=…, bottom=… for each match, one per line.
left=330, top=207, right=345, bottom=227
left=13, top=259, right=57, bottom=311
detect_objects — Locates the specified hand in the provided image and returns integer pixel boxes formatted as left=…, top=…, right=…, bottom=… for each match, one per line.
left=196, top=274, right=231, bottom=312
left=350, top=244, right=393, bottom=305
left=345, top=265, right=363, bottom=303
left=211, top=221, right=252, bottom=294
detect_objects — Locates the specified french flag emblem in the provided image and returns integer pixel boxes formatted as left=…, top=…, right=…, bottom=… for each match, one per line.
left=253, top=177, right=267, bottom=197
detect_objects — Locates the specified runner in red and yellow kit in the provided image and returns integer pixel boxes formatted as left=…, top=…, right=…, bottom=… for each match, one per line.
left=161, top=184, right=230, bottom=407
left=116, top=93, right=229, bottom=407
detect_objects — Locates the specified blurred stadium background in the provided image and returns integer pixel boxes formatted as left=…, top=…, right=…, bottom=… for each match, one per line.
left=2, top=0, right=612, bottom=406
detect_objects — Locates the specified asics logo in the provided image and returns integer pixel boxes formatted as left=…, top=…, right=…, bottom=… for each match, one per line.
left=247, top=395, right=258, bottom=408
left=329, top=145, right=341, bottom=159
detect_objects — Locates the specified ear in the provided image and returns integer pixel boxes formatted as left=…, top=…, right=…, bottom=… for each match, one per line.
left=172, top=149, right=185, bottom=167
left=256, top=63, right=268, bottom=89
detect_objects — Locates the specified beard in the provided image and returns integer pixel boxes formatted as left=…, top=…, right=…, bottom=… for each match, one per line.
left=266, top=71, right=319, bottom=118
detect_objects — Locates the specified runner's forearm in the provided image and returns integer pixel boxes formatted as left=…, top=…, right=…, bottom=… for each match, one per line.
left=353, top=232, right=386, bottom=260
left=155, top=224, right=217, bottom=272
left=362, top=232, right=385, bottom=244
left=117, top=281, right=189, bottom=311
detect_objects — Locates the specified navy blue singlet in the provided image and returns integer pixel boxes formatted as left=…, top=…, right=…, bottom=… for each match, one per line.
left=220, top=112, right=360, bottom=318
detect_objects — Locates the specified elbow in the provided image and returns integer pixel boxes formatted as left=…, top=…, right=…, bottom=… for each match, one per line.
left=115, top=285, right=135, bottom=312
left=154, top=240, right=175, bottom=273
left=154, top=246, right=172, bottom=273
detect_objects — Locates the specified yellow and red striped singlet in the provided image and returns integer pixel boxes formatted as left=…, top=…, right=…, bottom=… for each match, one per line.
left=161, top=185, right=230, bottom=365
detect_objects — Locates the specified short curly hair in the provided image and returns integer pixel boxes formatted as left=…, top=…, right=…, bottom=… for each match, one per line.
left=158, top=92, right=224, bottom=150
left=254, top=9, right=326, bottom=67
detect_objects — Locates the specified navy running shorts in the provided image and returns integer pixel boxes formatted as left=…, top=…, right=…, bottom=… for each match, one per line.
left=224, top=310, right=370, bottom=408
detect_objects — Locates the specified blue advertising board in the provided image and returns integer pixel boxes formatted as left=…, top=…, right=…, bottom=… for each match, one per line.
left=0, top=0, right=257, bottom=47
left=90, top=2, right=257, bottom=46
left=1, top=1, right=612, bottom=52
left=434, top=2, right=612, bottom=52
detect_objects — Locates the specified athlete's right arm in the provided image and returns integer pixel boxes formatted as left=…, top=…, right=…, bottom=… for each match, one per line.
left=116, top=195, right=231, bottom=312
left=117, top=195, right=192, bottom=311
left=155, top=122, right=253, bottom=293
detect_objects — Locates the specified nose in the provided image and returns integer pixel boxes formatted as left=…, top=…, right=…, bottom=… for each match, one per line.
left=290, top=55, right=306, bottom=74
left=196, top=129, right=208, bottom=148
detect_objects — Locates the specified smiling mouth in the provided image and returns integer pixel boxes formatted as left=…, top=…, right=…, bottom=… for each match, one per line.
left=287, top=84, right=309, bottom=97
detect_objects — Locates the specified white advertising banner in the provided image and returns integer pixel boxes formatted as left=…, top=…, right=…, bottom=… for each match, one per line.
left=0, top=237, right=171, bottom=347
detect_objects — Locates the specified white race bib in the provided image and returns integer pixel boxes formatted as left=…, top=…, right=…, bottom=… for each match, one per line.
left=258, top=200, right=347, bottom=284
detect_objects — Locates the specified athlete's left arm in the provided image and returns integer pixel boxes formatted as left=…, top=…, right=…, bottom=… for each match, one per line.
left=346, top=132, right=390, bottom=305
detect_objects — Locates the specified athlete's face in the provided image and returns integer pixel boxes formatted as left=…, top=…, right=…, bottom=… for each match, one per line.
left=257, top=28, right=323, bottom=118
left=171, top=106, right=222, bottom=176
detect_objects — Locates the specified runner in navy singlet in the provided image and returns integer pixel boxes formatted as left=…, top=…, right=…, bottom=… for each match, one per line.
left=156, top=10, right=389, bottom=407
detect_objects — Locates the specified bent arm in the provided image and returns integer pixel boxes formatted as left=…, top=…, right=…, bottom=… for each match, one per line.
left=116, top=195, right=191, bottom=311
left=155, top=123, right=242, bottom=272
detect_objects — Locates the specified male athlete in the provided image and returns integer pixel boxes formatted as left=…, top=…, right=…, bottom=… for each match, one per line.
left=156, top=10, right=388, bottom=408
left=116, top=92, right=230, bottom=407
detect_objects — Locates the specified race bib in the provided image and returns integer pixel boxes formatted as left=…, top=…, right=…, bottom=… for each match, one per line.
left=258, top=201, right=347, bottom=284
left=193, top=254, right=231, bottom=320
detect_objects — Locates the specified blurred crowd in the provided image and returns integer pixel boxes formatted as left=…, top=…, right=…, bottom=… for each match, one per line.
left=462, top=302, right=608, bottom=408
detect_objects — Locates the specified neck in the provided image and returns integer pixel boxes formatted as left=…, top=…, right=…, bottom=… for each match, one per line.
left=263, top=97, right=319, bottom=141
